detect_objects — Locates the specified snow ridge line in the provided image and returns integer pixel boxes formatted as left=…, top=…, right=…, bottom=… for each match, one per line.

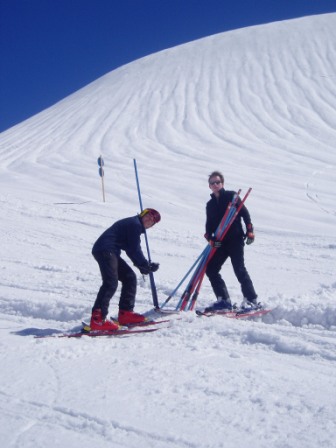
left=1, top=296, right=336, bottom=330
left=238, top=325, right=336, bottom=361
left=0, top=390, right=199, bottom=448
left=264, top=304, right=336, bottom=330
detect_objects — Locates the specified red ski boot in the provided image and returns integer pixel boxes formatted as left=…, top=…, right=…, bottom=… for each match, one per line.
left=90, top=309, right=119, bottom=331
left=118, top=310, right=146, bottom=325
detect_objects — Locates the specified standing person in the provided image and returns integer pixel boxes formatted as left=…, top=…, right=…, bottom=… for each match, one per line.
left=204, top=171, right=258, bottom=311
left=90, top=208, right=161, bottom=330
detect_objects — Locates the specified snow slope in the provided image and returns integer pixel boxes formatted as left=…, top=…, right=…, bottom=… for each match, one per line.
left=0, top=13, right=336, bottom=448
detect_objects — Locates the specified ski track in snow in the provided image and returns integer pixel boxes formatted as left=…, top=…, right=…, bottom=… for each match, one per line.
left=0, top=390, right=198, bottom=448
left=1, top=13, right=336, bottom=448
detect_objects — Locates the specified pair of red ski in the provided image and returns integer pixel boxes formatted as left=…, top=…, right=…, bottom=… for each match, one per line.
left=35, top=306, right=271, bottom=339
left=35, top=316, right=171, bottom=339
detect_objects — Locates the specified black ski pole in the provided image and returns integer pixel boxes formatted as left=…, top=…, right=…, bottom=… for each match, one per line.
left=133, top=159, right=159, bottom=309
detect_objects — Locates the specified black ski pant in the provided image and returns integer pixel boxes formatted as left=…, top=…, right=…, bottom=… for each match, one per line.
left=92, top=251, right=137, bottom=319
left=205, top=238, right=257, bottom=302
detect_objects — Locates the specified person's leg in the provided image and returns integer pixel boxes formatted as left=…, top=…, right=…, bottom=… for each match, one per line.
left=92, top=252, right=119, bottom=319
left=117, top=258, right=137, bottom=311
left=206, top=249, right=230, bottom=301
left=230, top=242, right=257, bottom=302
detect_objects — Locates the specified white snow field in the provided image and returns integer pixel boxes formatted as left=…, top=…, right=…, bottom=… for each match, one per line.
left=0, top=13, right=336, bottom=448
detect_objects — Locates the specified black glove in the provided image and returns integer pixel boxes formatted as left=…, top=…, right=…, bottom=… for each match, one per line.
left=138, top=262, right=159, bottom=275
left=209, top=237, right=222, bottom=248
left=138, top=263, right=151, bottom=275
left=149, top=262, right=159, bottom=272
left=245, top=223, right=255, bottom=245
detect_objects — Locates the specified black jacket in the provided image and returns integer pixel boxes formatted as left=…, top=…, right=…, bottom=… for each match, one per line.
left=205, top=188, right=252, bottom=241
left=92, top=215, right=148, bottom=267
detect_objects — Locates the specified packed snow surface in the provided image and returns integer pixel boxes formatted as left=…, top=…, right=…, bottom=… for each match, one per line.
left=1, top=13, right=336, bottom=448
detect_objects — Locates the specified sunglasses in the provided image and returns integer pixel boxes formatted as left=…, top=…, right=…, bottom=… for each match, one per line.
left=209, top=180, right=222, bottom=185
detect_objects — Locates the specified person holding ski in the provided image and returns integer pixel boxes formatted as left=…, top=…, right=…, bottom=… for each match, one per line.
left=204, top=171, right=258, bottom=311
left=90, top=208, right=161, bottom=330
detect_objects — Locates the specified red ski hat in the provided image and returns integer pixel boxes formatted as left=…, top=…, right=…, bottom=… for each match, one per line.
left=139, top=208, right=161, bottom=223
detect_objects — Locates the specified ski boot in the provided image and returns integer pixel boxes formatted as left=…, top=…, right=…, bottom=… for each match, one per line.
left=204, top=298, right=232, bottom=313
left=118, top=310, right=146, bottom=325
left=90, top=309, right=119, bottom=331
left=242, top=298, right=262, bottom=310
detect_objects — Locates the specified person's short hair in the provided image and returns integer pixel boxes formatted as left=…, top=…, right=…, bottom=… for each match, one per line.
left=208, top=171, right=224, bottom=184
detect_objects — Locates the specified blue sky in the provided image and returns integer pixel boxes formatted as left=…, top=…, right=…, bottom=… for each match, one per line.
left=1, top=0, right=335, bottom=133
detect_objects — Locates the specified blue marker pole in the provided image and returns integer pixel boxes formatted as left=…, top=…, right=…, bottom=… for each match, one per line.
left=133, top=159, right=159, bottom=309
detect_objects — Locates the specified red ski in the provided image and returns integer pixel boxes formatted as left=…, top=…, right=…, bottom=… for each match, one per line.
left=116, top=318, right=171, bottom=328
left=35, top=326, right=158, bottom=339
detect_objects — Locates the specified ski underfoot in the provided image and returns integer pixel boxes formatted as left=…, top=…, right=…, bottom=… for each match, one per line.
left=34, top=312, right=176, bottom=339
left=34, top=307, right=271, bottom=339
left=71, top=326, right=158, bottom=338
left=110, top=317, right=172, bottom=329
left=196, top=306, right=272, bottom=319
left=35, top=325, right=159, bottom=339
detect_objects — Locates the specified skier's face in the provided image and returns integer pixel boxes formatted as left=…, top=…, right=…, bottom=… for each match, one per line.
left=209, top=176, right=223, bottom=195
left=142, top=214, right=155, bottom=229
